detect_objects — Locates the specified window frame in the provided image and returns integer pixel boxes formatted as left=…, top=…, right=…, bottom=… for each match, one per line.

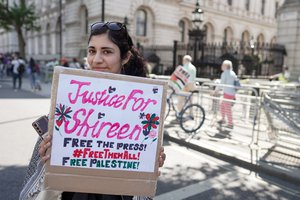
left=136, top=9, right=147, bottom=37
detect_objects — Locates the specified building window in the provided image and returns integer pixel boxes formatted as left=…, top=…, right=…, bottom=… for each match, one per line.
left=80, top=6, right=89, bottom=35
left=136, top=9, right=147, bottom=36
left=179, top=20, right=185, bottom=42
left=275, top=1, right=279, bottom=17
left=84, top=8, right=88, bottom=34
left=223, top=27, right=233, bottom=44
left=227, top=0, right=232, bottom=6
left=261, top=0, right=265, bottom=15
left=224, top=29, right=228, bottom=43
left=245, top=0, right=250, bottom=11
left=55, top=19, right=61, bottom=55
left=46, top=24, right=51, bottom=54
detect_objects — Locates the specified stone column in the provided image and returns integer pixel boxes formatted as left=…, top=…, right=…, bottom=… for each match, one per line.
left=277, top=0, right=300, bottom=81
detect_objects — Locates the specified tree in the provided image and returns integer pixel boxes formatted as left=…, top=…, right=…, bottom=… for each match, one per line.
left=0, top=0, right=40, bottom=58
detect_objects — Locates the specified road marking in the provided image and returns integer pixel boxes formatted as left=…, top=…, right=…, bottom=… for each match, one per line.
left=154, top=171, right=240, bottom=200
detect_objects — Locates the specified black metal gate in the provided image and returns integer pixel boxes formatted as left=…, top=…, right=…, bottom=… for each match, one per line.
left=143, top=42, right=286, bottom=78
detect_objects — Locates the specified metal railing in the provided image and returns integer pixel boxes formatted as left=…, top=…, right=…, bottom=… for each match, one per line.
left=155, top=75, right=300, bottom=177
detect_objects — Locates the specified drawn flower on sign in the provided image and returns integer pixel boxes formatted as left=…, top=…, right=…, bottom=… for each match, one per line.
left=149, top=130, right=158, bottom=143
left=141, top=113, right=159, bottom=131
left=141, top=113, right=159, bottom=143
left=148, top=130, right=157, bottom=139
left=55, top=103, right=72, bottom=133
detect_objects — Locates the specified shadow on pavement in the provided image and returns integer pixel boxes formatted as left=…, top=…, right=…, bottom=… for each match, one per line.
left=0, top=165, right=27, bottom=200
left=156, top=161, right=229, bottom=196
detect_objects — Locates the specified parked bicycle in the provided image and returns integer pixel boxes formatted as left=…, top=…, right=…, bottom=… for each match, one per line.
left=165, top=88, right=205, bottom=133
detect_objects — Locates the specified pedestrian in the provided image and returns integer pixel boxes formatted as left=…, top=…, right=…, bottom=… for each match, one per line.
left=181, top=55, right=197, bottom=91
left=60, top=57, right=69, bottom=67
left=215, top=60, right=237, bottom=129
left=28, top=57, right=38, bottom=91
left=0, top=53, right=4, bottom=79
left=20, top=21, right=166, bottom=200
left=11, top=53, right=25, bottom=91
left=69, top=58, right=81, bottom=69
left=169, top=55, right=197, bottom=111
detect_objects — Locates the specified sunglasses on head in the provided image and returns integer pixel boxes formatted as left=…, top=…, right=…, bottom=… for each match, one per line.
left=90, top=22, right=125, bottom=32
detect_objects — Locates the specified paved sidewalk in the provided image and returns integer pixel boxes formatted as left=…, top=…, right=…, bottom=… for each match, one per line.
left=0, top=75, right=52, bottom=98
left=2, top=75, right=299, bottom=185
left=164, top=112, right=300, bottom=185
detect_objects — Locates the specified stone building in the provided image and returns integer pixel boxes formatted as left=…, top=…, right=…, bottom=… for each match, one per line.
left=0, top=0, right=284, bottom=76
left=277, top=0, right=300, bottom=81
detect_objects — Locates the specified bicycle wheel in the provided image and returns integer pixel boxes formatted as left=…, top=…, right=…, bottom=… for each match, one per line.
left=179, top=104, right=205, bottom=133
left=164, top=98, right=171, bottom=120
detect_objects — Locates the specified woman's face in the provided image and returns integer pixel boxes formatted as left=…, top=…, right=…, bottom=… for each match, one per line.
left=87, top=33, right=124, bottom=74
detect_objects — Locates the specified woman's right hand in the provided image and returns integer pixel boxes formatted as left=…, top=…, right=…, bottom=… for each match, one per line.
left=38, top=134, right=52, bottom=163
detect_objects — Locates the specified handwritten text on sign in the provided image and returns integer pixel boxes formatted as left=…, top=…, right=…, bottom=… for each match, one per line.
left=50, top=74, right=163, bottom=172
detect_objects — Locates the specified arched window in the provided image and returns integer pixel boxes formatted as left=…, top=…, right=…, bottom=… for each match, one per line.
left=223, top=27, right=233, bottom=44
left=136, top=9, right=147, bottom=36
left=241, top=31, right=250, bottom=46
left=203, top=23, right=214, bottom=43
left=224, top=29, right=228, bottom=43
left=270, top=36, right=277, bottom=44
left=227, top=0, right=232, bottom=6
left=179, top=20, right=185, bottom=42
left=257, top=34, right=265, bottom=46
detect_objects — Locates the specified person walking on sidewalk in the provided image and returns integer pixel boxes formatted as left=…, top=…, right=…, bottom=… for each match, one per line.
left=28, top=57, right=38, bottom=91
left=215, top=60, right=237, bottom=129
left=11, top=53, right=25, bottom=91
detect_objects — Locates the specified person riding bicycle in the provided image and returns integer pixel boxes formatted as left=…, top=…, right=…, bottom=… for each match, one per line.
left=169, top=55, right=197, bottom=110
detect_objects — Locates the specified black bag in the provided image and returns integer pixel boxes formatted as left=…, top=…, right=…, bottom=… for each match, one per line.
left=18, top=62, right=25, bottom=74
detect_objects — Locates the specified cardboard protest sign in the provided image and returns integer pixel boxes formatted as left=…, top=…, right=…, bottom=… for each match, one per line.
left=168, top=66, right=190, bottom=92
left=45, top=66, right=167, bottom=196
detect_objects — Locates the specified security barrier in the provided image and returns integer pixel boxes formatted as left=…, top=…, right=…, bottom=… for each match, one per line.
left=157, top=75, right=300, bottom=179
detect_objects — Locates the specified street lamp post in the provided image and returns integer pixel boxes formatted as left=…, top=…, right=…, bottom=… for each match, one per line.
left=189, top=0, right=205, bottom=69
left=101, top=0, right=105, bottom=21
left=250, top=36, right=255, bottom=56
left=124, top=16, right=129, bottom=31
left=189, top=0, right=205, bottom=75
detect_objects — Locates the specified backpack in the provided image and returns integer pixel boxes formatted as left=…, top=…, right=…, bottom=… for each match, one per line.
left=18, top=62, right=25, bottom=74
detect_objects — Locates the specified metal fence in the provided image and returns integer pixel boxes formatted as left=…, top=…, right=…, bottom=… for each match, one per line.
left=158, top=75, right=300, bottom=179
left=144, top=42, right=286, bottom=78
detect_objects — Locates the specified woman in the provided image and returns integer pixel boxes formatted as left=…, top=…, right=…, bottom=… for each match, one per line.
left=216, top=60, right=237, bottom=129
left=20, top=22, right=166, bottom=200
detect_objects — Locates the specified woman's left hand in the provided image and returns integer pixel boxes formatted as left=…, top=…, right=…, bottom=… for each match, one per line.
left=157, top=146, right=166, bottom=176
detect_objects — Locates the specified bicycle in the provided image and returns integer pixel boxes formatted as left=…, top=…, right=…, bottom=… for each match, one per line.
left=164, top=88, right=205, bottom=133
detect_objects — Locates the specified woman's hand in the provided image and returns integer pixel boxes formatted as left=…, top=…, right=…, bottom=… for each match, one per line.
left=38, top=134, right=52, bottom=163
left=157, top=146, right=166, bottom=176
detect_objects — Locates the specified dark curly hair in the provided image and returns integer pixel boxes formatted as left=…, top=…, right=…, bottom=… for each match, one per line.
left=88, top=22, right=147, bottom=77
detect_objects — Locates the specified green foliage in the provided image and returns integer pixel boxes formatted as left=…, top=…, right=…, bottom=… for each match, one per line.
left=0, top=0, right=40, bottom=31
